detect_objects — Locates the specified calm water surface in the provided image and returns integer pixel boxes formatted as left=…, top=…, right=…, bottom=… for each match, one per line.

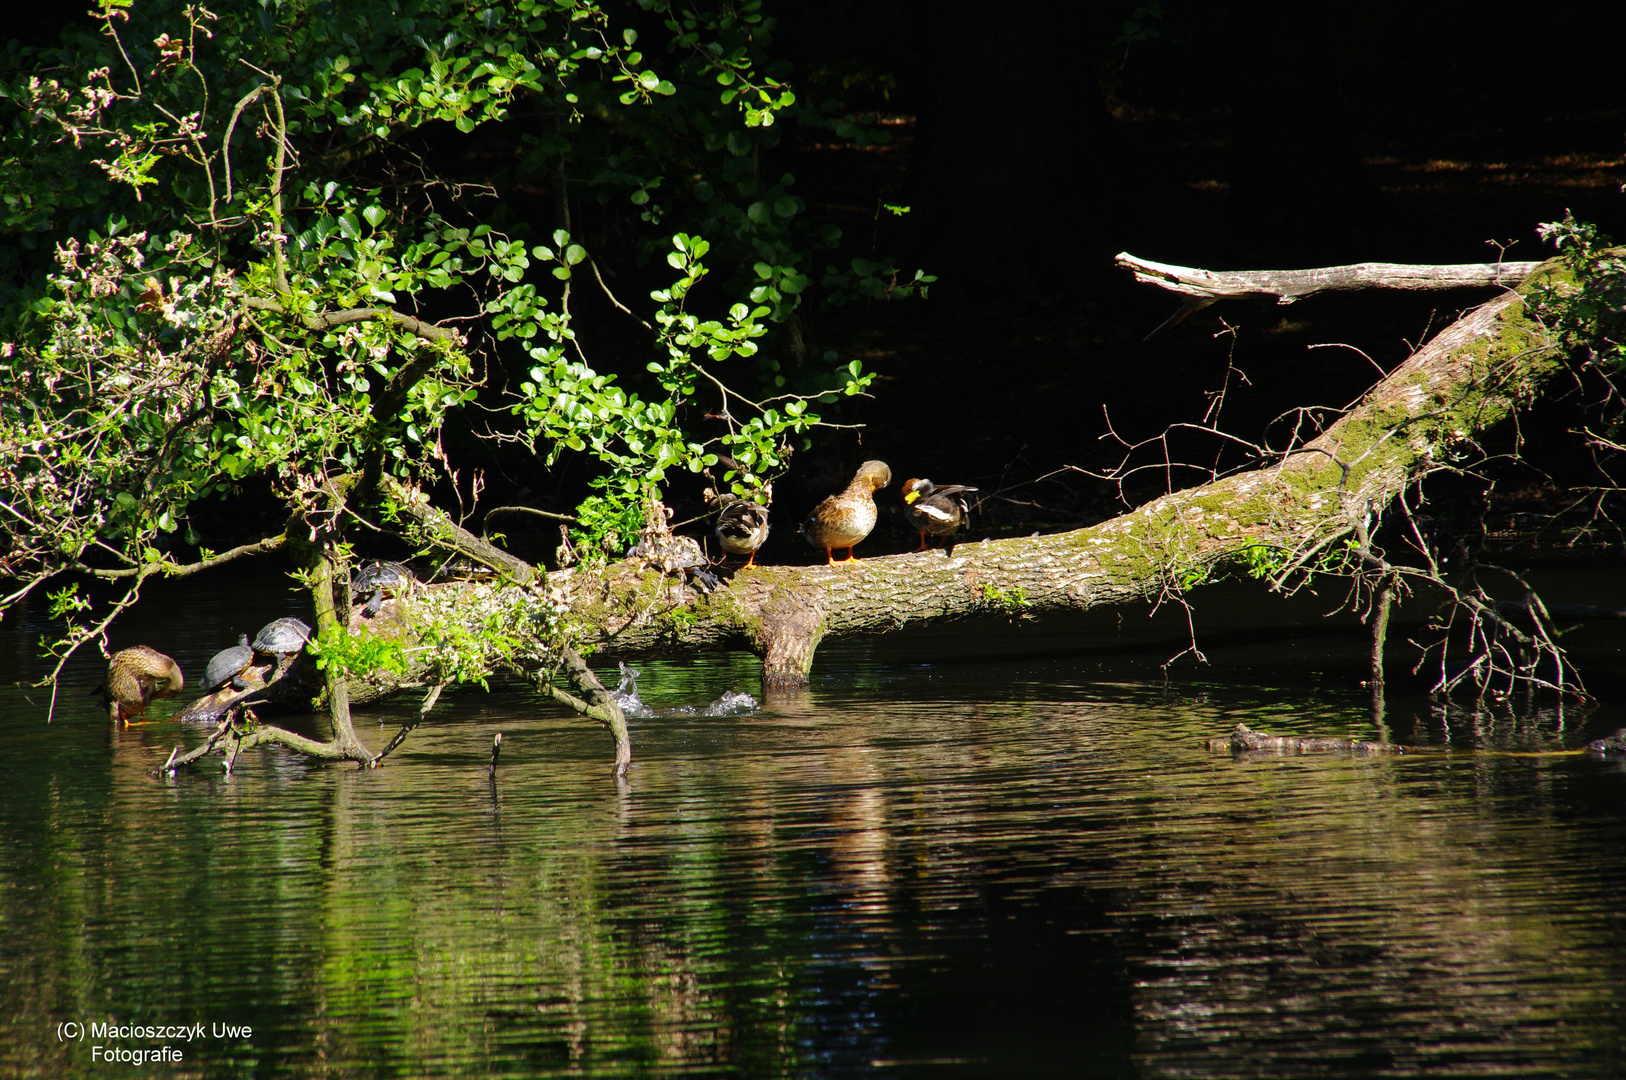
left=3, top=573, right=1626, bottom=1078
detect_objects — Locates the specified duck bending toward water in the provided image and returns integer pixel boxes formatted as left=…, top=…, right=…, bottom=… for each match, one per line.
left=800, top=460, right=891, bottom=563
left=104, top=646, right=185, bottom=725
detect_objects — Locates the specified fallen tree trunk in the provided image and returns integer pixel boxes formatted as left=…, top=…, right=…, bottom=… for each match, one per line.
left=542, top=259, right=1568, bottom=685
left=177, top=256, right=1574, bottom=775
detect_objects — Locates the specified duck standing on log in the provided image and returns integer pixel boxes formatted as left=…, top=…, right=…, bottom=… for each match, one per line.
left=711, top=488, right=772, bottom=567
left=800, top=460, right=892, bottom=563
left=901, top=478, right=978, bottom=551
left=104, top=646, right=185, bottom=724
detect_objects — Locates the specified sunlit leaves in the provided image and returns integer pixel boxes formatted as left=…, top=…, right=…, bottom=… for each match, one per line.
left=1535, top=214, right=1626, bottom=380
left=0, top=0, right=924, bottom=664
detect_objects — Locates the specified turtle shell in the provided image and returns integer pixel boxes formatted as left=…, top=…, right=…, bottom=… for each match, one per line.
left=252, top=616, right=312, bottom=654
left=353, top=560, right=413, bottom=592
left=204, top=635, right=255, bottom=691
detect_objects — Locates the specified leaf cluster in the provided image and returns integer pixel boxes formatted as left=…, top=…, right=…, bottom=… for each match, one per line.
left=0, top=0, right=926, bottom=688
left=1534, top=214, right=1626, bottom=379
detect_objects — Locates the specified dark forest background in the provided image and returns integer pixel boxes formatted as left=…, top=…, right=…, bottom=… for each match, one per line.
left=13, top=1, right=1626, bottom=564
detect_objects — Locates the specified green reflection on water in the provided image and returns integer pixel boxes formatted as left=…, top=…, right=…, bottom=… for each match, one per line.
left=2, top=640, right=1625, bottom=1078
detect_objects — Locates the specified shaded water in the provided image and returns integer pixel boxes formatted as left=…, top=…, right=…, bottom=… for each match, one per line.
left=3, top=570, right=1626, bottom=1078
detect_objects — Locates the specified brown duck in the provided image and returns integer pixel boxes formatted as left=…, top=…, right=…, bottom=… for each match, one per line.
left=901, top=478, right=978, bottom=551
left=104, top=646, right=185, bottom=725
left=800, top=460, right=892, bottom=563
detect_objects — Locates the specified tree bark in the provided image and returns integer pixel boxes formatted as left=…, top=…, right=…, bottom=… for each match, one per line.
left=192, top=257, right=1576, bottom=773
left=1114, top=252, right=1542, bottom=303
left=533, top=258, right=1568, bottom=685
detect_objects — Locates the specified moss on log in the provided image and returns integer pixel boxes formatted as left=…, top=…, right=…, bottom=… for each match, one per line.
left=328, top=257, right=1569, bottom=716
left=519, top=261, right=1566, bottom=685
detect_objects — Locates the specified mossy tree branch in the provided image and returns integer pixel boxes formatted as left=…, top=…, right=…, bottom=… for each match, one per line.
left=516, top=260, right=1570, bottom=686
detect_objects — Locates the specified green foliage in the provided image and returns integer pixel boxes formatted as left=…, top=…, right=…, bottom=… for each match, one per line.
left=1234, top=544, right=1288, bottom=581
left=980, top=583, right=1033, bottom=617
left=570, top=482, right=654, bottom=558
left=0, top=0, right=926, bottom=675
left=411, top=580, right=568, bottom=689
left=310, top=626, right=409, bottom=680
left=1534, top=214, right=1626, bottom=376
left=1175, top=563, right=1210, bottom=590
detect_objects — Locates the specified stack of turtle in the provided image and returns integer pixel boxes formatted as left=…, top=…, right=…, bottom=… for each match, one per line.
left=177, top=616, right=313, bottom=723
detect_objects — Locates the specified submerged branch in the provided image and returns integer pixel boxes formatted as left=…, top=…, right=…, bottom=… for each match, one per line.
left=372, top=682, right=445, bottom=766
left=520, top=648, right=630, bottom=778
left=161, top=717, right=375, bottom=772
left=1207, top=723, right=1405, bottom=755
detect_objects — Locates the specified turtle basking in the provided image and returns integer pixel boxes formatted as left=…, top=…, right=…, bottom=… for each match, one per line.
left=203, top=634, right=265, bottom=694
left=430, top=556, right=500, bottom=583
left=174, top=625, right=301, bottom=724
left=252, top=617, right=312, bottom=669
left=626, top=531, right=721, bottom=592
left=353, top=560, right=416, bottom=618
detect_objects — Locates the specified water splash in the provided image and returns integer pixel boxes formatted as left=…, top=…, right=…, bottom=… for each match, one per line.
left=610, top=662, right=652, bottom=717
left=700, top=689, right=758, bottom=716
left=609, top=662, right=756, bottom=718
